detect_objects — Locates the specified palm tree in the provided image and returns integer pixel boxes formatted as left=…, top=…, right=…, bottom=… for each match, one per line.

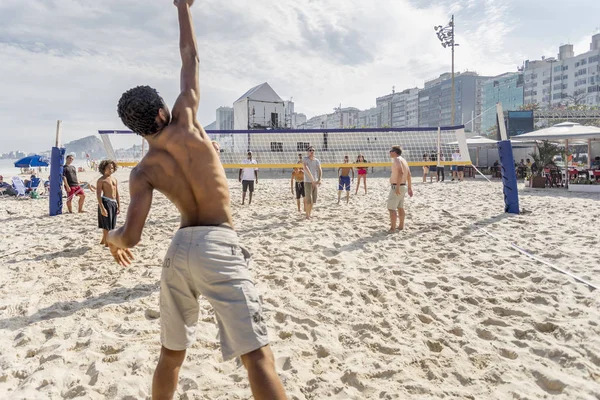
left=529, top=140, right=562, bottom=177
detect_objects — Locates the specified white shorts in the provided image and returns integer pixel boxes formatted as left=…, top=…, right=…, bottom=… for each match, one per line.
left=387, top=185, right=408, bottom=210
left=160, top=226, right=269, bottom=360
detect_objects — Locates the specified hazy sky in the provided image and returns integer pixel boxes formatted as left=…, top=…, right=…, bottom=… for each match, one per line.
left=1, top=0, right=599, bottom=152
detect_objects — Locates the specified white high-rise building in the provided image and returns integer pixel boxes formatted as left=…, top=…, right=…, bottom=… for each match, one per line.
left=375, top=88, right=420, bottom=128
left=284, top=100, right=295, bottom=128
left=358, top=107, right=384, bottom=128
left=292, top=113, right=307, bottom=128
left=216, top=106, right=234, bottom=130
left=523, top=34, right=600, bottom=108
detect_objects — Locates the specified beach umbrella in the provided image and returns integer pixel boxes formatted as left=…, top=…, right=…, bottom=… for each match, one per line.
left=14, top=155, right=50, bottom=168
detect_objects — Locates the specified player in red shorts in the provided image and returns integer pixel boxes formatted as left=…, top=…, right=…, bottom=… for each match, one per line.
left=63, top=154, right=86, bottom=213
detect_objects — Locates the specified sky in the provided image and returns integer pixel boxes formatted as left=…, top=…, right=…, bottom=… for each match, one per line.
left=1, top=0, right=599, bottom=153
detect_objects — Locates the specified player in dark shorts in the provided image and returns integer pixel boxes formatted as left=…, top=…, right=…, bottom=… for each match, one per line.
left=291, top=165, right=305, bottom=212
left=337, top=156, right=354, bottom=204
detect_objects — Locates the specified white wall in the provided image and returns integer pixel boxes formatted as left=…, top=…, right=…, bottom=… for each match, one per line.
left=233, top=99, right=248, bottom=131
left=247, top=100, right=285, bottom=129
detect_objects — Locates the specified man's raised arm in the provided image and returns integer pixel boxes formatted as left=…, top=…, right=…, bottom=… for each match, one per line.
left=172, top=0, right=199, bottom=123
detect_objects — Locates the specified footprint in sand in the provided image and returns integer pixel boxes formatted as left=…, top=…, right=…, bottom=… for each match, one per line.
left=531, top=370, right=567, bottom=394
left=476, top=328, right=496, bottom=341
left=534, top=321, right=558, bottom=333
left=145, top=309, right=160, bottom=320
left=426, top=340, right=443, bottom=353
left=423, top=258, right=441, bottom=266
left=499, top=348, right=518, bottom=360
left=492, top=307, right=530, bottom=318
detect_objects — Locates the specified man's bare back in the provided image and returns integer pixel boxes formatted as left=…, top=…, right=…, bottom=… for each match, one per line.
left=107, top=3, right=287, bottom=398
left=134, top=125, right=232, bottom=228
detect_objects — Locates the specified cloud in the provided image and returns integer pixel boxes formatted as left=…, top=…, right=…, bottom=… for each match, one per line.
left=0, top=0, right=598, bottom=152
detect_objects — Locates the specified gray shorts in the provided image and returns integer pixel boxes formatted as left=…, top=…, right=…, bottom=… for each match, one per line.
left=160, top=226, right=269, bottom=360
left=387, top=185, right=408, bottom=210
left=304, top=182, right=318, bottom=204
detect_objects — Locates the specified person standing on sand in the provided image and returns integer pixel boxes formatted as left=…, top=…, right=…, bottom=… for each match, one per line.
left=337, top=155, right=354, bottom=204
left=387, top=146, right=413, bottom=233
left=107, top=2, right=287, bottom=399
left=422, top=153, right=431, bottom=183
left=239, top=151, right=258, bottom=205
left=455, top=149, right=465, bottom=181
left=63, top=154, right=86, bottom=213
left=355, top=154, right=368, bottom=194
left=303, top=146, right=322, bottom=219
left=290, top=164, right=305, bottom=212
left=96, top=160, right=120, bottom=247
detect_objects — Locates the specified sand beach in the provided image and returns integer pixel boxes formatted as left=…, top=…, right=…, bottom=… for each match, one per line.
left=1, top=170, right=599, bottom=399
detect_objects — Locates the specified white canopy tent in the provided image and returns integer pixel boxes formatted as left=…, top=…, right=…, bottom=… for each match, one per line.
left=512, top=122, right=600, bottom=188
left=449, top=136, right=498, bottom=166
left=512, top=121, right=600, bottom=168
left=511, top=121, right=600, bottom=142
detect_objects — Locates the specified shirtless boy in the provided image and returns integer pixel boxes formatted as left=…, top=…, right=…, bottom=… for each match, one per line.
left=96, top=160, right=120, bottom=247
left=388, top=146, right=413, bottom=232
left=291, top=164, right=305, bottom=212
left=337, top=156, right=354, bottom=204
left=107, top=2, right=287, bottom=399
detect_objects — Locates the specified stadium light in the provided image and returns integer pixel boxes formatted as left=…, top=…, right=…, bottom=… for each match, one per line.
left=434, top=15, right=459, bottom=125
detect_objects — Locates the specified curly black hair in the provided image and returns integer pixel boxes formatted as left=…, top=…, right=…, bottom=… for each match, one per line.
left=98, top=159, right=118, bottom=174
left=117, top=85, right=164, bottom=136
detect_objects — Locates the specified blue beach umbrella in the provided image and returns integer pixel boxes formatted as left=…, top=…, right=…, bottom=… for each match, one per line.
left=14, top=155, right=50, bottom=168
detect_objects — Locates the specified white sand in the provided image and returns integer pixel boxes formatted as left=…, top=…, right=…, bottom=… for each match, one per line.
left=1, top=170, right=599, bottom=399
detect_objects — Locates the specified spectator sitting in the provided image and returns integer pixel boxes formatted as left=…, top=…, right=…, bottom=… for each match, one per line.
left=0, top=175, right=17, bottom=196
left=491, top=160, right=500, bottom=176
left=25, top=174, right=39, bottom=194
left=592, top=156, right=600, bottom=170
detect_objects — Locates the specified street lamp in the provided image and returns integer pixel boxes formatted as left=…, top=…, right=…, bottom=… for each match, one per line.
left=434, top=15, right=459, bottom=125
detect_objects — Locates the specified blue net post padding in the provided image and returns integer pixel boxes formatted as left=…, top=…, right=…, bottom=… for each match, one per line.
left=49, top=147, right=65, bottom=216
left=498, top=140, right=520, bottom=214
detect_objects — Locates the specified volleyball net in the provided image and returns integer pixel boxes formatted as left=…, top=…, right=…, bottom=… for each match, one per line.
left=98, top=126, right=471, bottom=169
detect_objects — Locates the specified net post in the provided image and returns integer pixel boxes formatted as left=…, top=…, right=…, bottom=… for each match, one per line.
left=437, top=127, right=442, bottom=167
left=496, top=103, right=520, bottom=214
left=50, top=120, right=65, bottom=216
left=496, top=103, right=508, bottom=141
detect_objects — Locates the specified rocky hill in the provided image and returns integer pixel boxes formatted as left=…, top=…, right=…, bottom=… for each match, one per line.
left=64, top=136, right=106, bottom=159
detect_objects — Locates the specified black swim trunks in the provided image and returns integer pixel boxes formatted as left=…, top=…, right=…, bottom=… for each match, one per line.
left=98, top=197, right=118, bottom=231
left=242, top=180, right=255, bottom=193
left=295, top=181, right=305, bottom=199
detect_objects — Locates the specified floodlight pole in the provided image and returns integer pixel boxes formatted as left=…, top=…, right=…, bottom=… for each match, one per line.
left=435, top=15, right=458, bottom=126
left=451, top=15, right=455, bottom=126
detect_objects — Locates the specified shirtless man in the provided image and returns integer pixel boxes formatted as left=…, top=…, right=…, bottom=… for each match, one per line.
left=107, top=2, right=287, bottom=399
left=388, top=146, right=413, bottom=233
left=337, top=155, right=354, bottom=204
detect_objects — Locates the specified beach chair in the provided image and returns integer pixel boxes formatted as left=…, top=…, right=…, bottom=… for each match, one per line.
left=27, top=177, right=44, bottom=196
left=11, top=177, right=27, bottom=198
